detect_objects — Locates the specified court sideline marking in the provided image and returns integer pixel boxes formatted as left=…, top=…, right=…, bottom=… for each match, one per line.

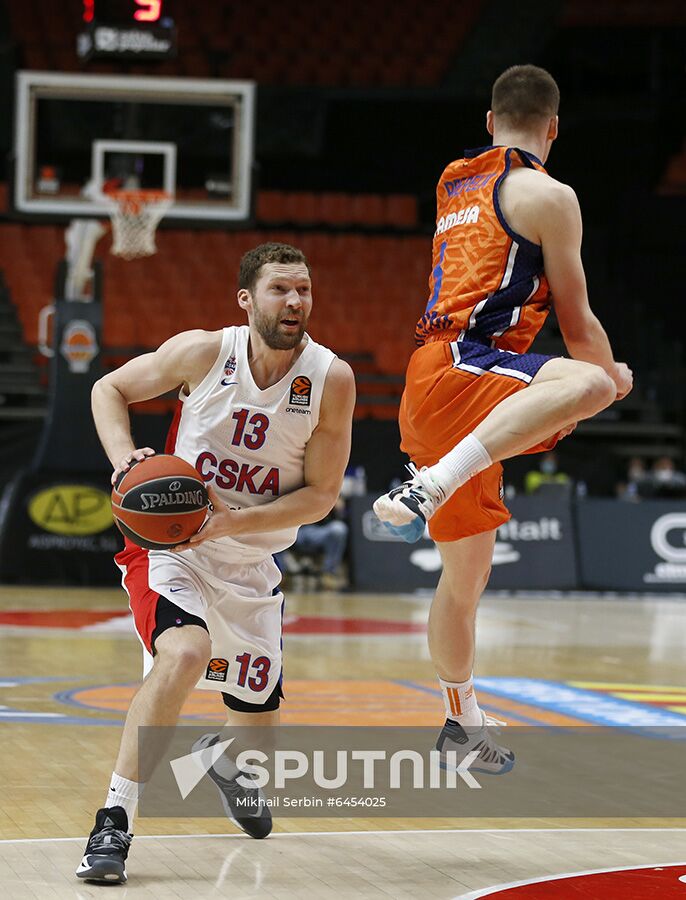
left=1, top=827, right=685, bottom=845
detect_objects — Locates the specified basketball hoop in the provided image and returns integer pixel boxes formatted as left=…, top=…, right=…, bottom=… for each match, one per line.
left=101, top=189, right=172, bottom=260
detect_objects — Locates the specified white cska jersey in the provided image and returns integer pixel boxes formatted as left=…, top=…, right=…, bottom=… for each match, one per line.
left=163, top=325, right=336, bottom=565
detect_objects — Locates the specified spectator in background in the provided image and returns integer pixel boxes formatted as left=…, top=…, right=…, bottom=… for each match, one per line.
left=646, top=456, right=686, bottom=499
left=627, top=456, right=647, bottom=489
left=278, top=495, right=349, bottom=590
left=619, top=456, right=686, bottom=500
left=524, top=451, right=571, bottom=494
left=616, top=456, right=647, bottom=501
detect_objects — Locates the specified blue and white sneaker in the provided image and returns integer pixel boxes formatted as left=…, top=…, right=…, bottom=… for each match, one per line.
left=373, top=463, right=446, bottom=542
left=436, top=713, right=515, bottom=775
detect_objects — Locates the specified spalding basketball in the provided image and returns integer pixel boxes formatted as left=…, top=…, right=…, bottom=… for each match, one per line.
left=111, top=454, right=208, bottom=550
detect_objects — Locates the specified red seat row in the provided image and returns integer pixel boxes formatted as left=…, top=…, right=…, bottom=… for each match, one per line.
left=658, top=143, right=686, bottom=196
left=256, top=192, right=417, bottom=228
left=562, top=0, right=686, bottom=24
left=0, top=223, right=428, bottom=402
left=7, top=0, right=483, bottom=88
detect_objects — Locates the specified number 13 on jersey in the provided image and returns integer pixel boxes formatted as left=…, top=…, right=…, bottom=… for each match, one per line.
left=231, top=408, right=270, bottom=450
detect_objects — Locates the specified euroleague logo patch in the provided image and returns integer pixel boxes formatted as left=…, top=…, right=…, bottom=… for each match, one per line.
left=60, top=320, right=98, bottom=374
left=206, top=658, right=229, bottom=682
left=290, top=375, right=312, bottom=407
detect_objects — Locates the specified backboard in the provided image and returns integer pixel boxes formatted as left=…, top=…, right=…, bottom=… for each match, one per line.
left=12, top=71, right=256, bottom=223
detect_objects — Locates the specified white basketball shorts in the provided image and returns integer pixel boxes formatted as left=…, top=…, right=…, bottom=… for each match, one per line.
left=115, top=540, right=284, bottom=706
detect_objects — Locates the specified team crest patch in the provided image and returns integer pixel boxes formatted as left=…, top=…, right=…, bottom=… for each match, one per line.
left=221, top=356, right=237, bottom=386
left=206, top=658, right=229, bottom=682
left=289, top=376, right=312, bottom=407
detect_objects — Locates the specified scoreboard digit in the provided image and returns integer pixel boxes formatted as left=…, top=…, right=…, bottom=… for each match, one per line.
left=82, top=1, right=165, bottom=25
left=134, top=1, right=162, bottom=23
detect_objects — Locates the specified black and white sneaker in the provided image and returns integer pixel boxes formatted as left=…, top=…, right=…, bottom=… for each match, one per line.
left=76, top=806, right=132, bottom=884
left=373, top=463, right=446, bottom=543
left=436, top=713, right=515, bottom=775
left=192, top=733, right=272, bottom=839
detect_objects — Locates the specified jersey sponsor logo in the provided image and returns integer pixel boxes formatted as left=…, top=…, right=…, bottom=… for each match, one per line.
left=196, top=451, right=280, bottom=496
left=289, top=375, right=312, bottom=407
left=443, top=172, right=496, bottom=198
left=434, top=204, right=480, bottom=236
left=221, top=355, right=237, bottom=386
left=206, top=658, right=229, bottom=682
left=285, top=406, right=311, bottom=415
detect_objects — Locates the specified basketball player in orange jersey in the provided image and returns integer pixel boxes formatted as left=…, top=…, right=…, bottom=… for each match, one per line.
left=77, top=243, right=355, bottom=884
left=374, top=65, right=632, bottom=771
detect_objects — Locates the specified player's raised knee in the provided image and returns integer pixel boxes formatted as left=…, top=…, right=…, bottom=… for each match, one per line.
left=578, top=365, right=616, bottom=413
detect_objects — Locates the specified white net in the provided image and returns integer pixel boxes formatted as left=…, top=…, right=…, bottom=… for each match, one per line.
left=102, top=190, right=172, bottom=260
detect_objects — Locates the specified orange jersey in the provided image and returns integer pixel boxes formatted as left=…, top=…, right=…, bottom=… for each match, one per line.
left=415, top=146, right=552, bottom=353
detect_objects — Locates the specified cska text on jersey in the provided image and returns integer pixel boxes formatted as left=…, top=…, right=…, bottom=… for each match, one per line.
left=195, top=450, right=280, bottom=496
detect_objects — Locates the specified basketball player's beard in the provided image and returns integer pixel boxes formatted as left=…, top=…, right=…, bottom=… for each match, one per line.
left=253, top=307, right=308, bottom=350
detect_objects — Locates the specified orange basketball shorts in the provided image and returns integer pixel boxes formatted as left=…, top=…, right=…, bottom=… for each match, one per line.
left=399, top=338, right=557, bottom=542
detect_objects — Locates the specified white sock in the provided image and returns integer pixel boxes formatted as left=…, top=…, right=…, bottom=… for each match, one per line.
left=426, top=434, right=492, bottom=498
left=105, top=772, right=143, bottom=833
left=439, top=674, right=482, bottom=727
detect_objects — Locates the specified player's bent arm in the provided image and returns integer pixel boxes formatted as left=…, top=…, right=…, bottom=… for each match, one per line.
left=92, top=330, right=221, bottom=474
left=188, top=359, right=356, bottom=543
left=538, top=184, right=622, bottom=381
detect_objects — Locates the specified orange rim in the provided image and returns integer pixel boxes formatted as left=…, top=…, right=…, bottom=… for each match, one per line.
left=103, top=189, right=171, bottom=216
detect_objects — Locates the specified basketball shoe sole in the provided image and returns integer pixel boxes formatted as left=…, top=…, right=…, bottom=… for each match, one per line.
left=76, top=806, right=131, bottom=884
left=436, top=714, right=515, bottom=775
left=373, top=464, right=446, bottom=543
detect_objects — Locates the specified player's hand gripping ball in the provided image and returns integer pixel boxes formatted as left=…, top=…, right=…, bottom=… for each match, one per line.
left=111, top=454, right=209, bottom=549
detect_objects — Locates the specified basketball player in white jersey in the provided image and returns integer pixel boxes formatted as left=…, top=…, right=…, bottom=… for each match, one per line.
left=77, top=243, right=355, bottom=884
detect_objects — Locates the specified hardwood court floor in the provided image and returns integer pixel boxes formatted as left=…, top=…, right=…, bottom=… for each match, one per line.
left=0, top=584, right=685, bottom=898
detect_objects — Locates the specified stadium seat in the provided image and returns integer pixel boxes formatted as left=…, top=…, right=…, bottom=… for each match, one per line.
left=658, top=144, right=686, bottom=195
left=0, top=220, right=429, bottom=419
left=4, top=0, right=484, bottom=88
